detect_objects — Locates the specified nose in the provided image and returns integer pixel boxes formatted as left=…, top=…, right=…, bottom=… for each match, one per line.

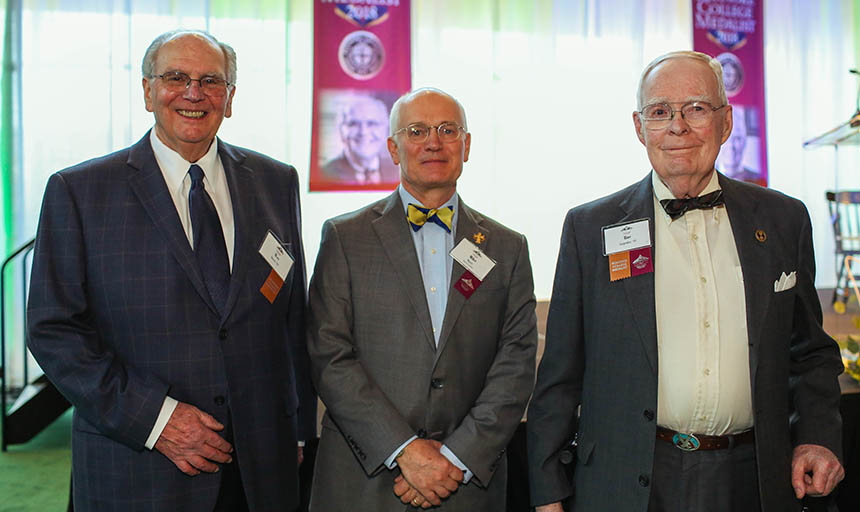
left=182, top=80, right=204, bottom=101
left=667, top=110, right=690, bottom=135
left=424, top=127, right=442, bottom=149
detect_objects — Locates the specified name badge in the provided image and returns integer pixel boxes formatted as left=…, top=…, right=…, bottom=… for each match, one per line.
left=602, top=219, right=651, bottom=256
left=450, top=238, right=496, bottom=299
left=450, top=239, right=495, bottom=281
left=602, top=219, right=653, bottom=282
left=258, top=231, right=294, bottom=303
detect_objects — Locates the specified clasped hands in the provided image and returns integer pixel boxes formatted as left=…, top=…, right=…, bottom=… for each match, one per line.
left=393, top=439, right=464, bottom=508
left=155, top=401, right=303, bottom=476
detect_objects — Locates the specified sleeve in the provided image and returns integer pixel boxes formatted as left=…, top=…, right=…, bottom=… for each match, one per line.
left=282, top=167, right=318, bottom=441
left=306, top=220, right=417, bottom=474
left=442, top=233, right=538, bottom=486
left=527, top=210, right=584, bottom=506
left=789, top=202, right=844, bottom=459
left=26, top=172, right=169, bottom=451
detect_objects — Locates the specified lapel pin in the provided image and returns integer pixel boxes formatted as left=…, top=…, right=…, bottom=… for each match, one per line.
left=755, top=229, right=767, bottom=243
left=473, top=232, right=485, bottom=244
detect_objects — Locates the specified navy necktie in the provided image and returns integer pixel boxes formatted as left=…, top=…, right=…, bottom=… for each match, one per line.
left=188, top=164, right=230, bottom=313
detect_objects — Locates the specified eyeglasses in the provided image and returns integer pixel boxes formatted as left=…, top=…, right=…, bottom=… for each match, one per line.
left=638, top=101, right=726, bottom=129
left=393, top=122, right=465, bottom=144
left=151, top=71, right=232, bottom=97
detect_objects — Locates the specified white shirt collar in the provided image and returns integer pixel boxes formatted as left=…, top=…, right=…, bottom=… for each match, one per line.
left=149, top=129, right=221, bottom=194
left=652, top=170, right=721, bottom=224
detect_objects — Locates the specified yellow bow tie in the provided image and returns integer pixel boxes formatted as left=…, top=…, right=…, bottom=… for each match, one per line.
left=407, top=203, right=454, bottom=233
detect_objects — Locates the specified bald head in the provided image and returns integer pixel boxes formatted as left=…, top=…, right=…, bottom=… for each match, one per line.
left=636, top=50, right=727, bottom=110
left=389, top=88, right=468, bottom=135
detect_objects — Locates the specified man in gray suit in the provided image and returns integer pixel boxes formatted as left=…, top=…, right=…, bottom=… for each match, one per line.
left=527, top=51, right=845, bottom=511
left=307, top=87, right=537, bottom=510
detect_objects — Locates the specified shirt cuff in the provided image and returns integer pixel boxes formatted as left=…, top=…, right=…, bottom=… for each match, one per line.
left=385, top=435, right=418, bottom=469
left=440, top=444, right=473, bottom=484
left=144, top=396, right=178, bottom=450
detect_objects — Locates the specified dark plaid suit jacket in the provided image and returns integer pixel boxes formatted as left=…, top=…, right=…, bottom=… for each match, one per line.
left=27, top=133, right=316, bottom=511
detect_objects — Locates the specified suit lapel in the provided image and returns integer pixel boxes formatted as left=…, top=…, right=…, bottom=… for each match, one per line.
left=372, top=193, right=436, bottom=350
left=719, top=174, right=769, bottom=385
left=618, top=175, right=659, bottom=375
left=436, top=200, right=486, bottom=360
left=218, top=141, right=255, bottom=323
left=126, top=133, right=218, bottom=314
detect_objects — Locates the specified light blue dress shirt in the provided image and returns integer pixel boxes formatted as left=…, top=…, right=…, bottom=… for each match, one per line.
left=384, top=185, right=473, bottom=483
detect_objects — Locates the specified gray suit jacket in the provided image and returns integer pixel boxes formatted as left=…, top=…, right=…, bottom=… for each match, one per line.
left=27, top=133, right=316, bottom=511
left=527, top=173, right=843, bottom=511
left=307, top=191, right=537, bottom=511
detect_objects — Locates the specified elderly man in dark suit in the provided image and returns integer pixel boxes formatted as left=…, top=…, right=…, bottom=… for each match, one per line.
left=27, top=29, right=315, bottom=511
left=527, top=51, right=844, bottom=511
left=307, top=87, right=537, bottom=510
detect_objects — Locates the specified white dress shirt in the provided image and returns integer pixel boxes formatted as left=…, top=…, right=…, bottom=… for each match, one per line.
left=144, top=130, right=235, bottom=449
left=652, top=170, right=754, bottom=436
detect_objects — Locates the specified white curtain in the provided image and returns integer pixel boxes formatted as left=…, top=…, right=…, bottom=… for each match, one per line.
left=15, top=0, right=860, bottom=303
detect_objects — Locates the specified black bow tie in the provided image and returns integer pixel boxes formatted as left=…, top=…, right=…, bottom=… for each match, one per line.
left=659, top=190, right=725, bottom=220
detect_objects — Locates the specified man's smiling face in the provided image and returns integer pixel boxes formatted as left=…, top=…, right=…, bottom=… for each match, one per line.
left=143, top=33, right=235, bottom=162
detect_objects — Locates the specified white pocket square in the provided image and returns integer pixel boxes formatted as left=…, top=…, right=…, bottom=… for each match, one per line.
left=774, top=271, right=797, bottom=293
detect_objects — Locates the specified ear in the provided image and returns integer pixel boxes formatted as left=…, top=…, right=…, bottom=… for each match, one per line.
left=632, top=112, right=646, bottom=146
left=720, top=105, right=733, bottom=145
left=143, top=77, right=154, bottom=113
left=462, top=132, right=471, bottom=163
left=224, top=86, right=236, bottom=119
left=387, top=137, right=400, bottom=165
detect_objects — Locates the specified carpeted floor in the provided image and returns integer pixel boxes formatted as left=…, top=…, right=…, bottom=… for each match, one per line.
left=0, top=408, right=71, bottom=511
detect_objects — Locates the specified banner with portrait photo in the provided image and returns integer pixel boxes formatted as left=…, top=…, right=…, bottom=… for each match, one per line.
left=693, top=0, right=768, bottom=187
left=310, top=0, right=411, bottom=192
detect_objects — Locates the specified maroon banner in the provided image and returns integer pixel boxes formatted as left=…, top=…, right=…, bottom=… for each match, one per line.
left=693, top=0, right=768, bottom=187
left=309, top=0, right=411, bottom=192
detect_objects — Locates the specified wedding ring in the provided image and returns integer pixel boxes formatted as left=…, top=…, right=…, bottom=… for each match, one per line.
left=412, top=497, right=421, bottom=506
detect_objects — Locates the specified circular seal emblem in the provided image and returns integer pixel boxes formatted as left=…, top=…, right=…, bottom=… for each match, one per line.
left=716, top=52, right=744, bottom=97
left=338, top=30, right=385, bottom=81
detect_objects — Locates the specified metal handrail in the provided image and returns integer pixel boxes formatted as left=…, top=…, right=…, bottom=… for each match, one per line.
left=1, top=236, right=35, bottom=450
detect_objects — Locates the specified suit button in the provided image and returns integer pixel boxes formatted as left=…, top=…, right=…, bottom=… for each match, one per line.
left=430, top=379, right=443, bottom=389
left=218, top=329, right=227, bottom=340
left=639, top=474, right=650, bottom=487
left=417, top=429, right=427, bottom=438
left=214, top=395, right=225, bottom=405
left=643, top=409, right=655, bottom=421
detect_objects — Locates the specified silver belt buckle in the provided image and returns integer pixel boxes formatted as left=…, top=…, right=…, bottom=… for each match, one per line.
left=672, top=432, right=701, bottom=451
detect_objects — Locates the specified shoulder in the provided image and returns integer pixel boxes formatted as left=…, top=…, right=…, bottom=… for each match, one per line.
left=568, top=179, right=646, bottom=225
left=321, top=155, right=351, bottom=178
left=722, top=174, right=808, bottom=216
left=325, top=195, right=393, bottom=230
left=221, top=140, right=298, bottom=178
left=461, top=202, right=527, bottom=245
left=54, top=146, right=134, bottom=185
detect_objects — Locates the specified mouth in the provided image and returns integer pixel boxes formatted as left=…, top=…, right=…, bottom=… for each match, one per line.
left=177, top=109, right=207, bottom=119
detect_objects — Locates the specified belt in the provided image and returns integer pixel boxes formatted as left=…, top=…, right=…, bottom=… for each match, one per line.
left=656, top=426, right=754, bottom=451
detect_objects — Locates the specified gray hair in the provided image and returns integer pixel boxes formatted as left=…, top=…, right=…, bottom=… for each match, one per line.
left=389, top=87, right=468, bottom=135
left=141, top=29, right=237, bottom=85
left=636, top=50, right=727, bottom=110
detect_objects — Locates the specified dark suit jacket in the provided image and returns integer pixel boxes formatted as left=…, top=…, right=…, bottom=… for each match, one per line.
left=307, top=191, right=537, bottom=511
left=27, top=133, right=316, bottom=511
left=527, top=173, right=843, bottom=511
left=320, top=152, right=399, bottom=184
